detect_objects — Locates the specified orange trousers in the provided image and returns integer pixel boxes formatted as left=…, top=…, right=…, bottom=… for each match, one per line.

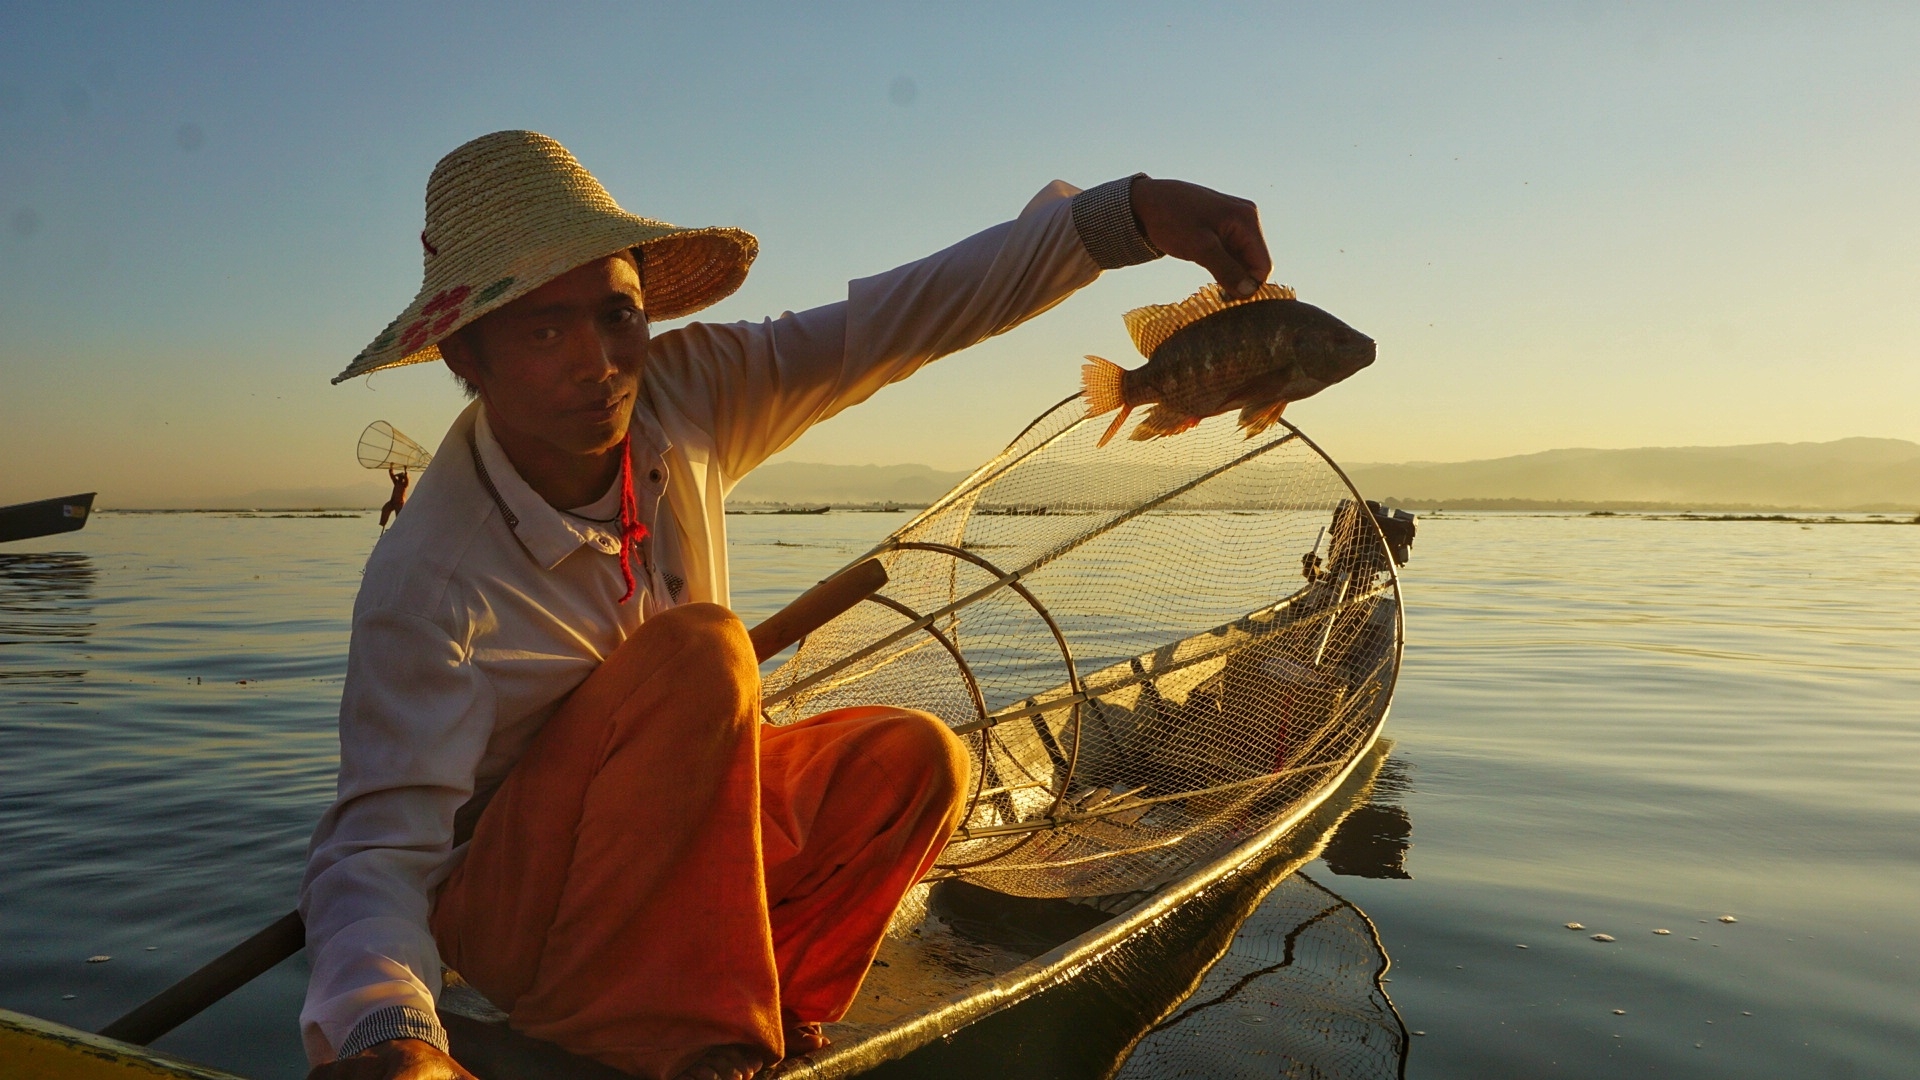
left=430, top=603, right=968, bottom=1078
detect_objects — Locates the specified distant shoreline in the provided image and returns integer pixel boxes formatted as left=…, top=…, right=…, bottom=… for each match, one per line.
left=1375, top=497, right=1920, bottom=514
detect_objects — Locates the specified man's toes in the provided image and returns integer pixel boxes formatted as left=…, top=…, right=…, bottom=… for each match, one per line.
left=673, top=1044, right=766, bottom=1080
left=785, top=1021, right=830, bottom=1055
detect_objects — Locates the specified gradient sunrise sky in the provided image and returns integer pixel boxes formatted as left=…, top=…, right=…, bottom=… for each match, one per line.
left=2, top=2, right=1915, bottom=505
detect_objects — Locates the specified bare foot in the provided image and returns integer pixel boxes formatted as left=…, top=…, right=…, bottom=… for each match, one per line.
left=784, top=1021, right=830, bottom=1056
left=671, top=1044, right=768, bottom=1080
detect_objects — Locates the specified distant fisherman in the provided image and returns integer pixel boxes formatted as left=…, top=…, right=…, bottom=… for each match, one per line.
left=302, top=132, right=1273, bottom=1080
left=1082, top=283, right=1375, bottom=445
left=378, top=467, right=409, bottom=527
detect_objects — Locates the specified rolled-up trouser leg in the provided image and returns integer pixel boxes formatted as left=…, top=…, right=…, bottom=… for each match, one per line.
left=758, top=706, right=969, bottom=1022
left=430, top=603, right=781, bottom=1080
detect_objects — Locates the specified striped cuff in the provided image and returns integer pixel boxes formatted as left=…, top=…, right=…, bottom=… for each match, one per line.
left=1071, top=174, right=1164, bottom=269
left=337, top=1005, right=450, bottom=1059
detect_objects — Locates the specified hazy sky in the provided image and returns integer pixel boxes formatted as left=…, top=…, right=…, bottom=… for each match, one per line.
left=3, top=2, right=1916, bottom=506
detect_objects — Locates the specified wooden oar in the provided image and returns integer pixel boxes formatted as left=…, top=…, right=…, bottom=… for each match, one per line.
left=98, top=557, right=888, bottom=1047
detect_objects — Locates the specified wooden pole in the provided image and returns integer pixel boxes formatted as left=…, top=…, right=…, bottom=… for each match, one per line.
left=98, top=910, right=306, bottom=1046
left=745, top=556, right=886, bottom=664
left=98, top=558, right=886, bottom=1046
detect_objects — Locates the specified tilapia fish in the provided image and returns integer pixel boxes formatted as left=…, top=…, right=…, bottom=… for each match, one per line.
left=1082, top=283, right=1375, bottom=446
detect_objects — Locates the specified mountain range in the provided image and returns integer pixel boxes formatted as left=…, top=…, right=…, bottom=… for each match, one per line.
left=735, top=439, right=1920, bottom=512
left=1345, top=437, right=1920, bottom=511
left=101, top=438, right=1920, bottom=512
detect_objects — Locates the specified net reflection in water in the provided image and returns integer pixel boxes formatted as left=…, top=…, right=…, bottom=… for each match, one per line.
left=1113, top=872, right=1408, bottom=1080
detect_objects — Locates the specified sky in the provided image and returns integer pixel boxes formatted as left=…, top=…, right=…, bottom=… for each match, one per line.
left=2, top=2, right=1916, bottom=506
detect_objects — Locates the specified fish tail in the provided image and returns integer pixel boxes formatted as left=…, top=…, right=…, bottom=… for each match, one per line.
left=1081, top=355, right=1128, bottom=415
left=1237, top=400, right=1289, bottom=438
left=1097, top=405, right=1133, bottom=448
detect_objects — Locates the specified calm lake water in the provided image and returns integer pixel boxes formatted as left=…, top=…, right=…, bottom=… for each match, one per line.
left=2, top=509, right=1916, bottom=1077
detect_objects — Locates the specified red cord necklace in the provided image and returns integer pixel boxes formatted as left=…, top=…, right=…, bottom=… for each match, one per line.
left=615, top=434, right=650, bottom=603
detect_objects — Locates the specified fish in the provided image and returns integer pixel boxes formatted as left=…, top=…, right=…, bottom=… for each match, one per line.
left=1081, top=283, right=1376, bottom=446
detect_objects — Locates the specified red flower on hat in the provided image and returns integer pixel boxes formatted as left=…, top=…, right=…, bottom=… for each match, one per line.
left=397, top=285, right=473, bottom=354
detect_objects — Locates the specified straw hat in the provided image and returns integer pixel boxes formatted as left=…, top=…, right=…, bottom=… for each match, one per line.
left=331, top=130, right=757, bottom=385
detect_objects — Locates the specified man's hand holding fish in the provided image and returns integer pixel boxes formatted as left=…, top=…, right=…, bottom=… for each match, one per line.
left=1129, top=176, right=1274, bottom=299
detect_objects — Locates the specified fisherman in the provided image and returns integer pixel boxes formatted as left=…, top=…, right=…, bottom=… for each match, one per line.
left=378, top=467, right=409, bottom=527
left=302, top=130, right=1271, bottom=1080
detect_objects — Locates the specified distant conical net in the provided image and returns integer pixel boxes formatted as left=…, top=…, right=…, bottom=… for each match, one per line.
left=761, top=393, right=1407, bottom=898
left=357, top=421, right=433, bottom=471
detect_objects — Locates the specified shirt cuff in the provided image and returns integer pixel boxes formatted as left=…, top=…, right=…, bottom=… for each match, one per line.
left=1071, top=174, right=1164, bottom=269
left=336, top=1005, right=450, bottom=1059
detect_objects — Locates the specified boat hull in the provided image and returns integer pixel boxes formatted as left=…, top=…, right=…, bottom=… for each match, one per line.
left=0, top=492, right=96, bottom=544
left=0, top=1007, right=244, bottom=1078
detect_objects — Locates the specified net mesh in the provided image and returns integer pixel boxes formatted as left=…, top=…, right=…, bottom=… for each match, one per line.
left=1111, top=871, right=1408, bottom=1080
left=762, top=395, right=1405, bottom=898
left=356, top=420, right=433, bottom=471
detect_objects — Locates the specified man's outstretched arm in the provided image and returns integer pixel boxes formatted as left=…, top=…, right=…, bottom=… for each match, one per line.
left=643, top=174, right=1271, bottom=486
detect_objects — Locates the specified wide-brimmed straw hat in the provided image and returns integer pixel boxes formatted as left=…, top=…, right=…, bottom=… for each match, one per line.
left=331, top=130, right=757, bottom=385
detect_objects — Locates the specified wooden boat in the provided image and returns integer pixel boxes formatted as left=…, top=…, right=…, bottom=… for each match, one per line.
left=0, top=492, right=96, bottom=544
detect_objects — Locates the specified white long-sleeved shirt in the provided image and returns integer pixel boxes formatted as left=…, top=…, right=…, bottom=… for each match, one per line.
left=298, top=177, right=1160, bottom=1062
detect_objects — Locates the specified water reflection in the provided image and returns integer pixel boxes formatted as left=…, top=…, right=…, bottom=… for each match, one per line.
left=0, top=552, right=96, bottom=661
left=1319, top=757, right=1413, bottom=880
left=1113, top=872, right=1407, bottom=1079
left=1110, top=763, right=1412, bottom=1080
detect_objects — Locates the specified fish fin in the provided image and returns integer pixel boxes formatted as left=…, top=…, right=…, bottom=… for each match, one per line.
left=1081, top=355, right=1128, bottom=415
left=1122, top=282, right=1297, bottom=358
left=1130, top=405, right=1203, bottom=441
left=1237, top=399, right=1289, bottom=438
left=1097, top=405, right=1133, bottom=448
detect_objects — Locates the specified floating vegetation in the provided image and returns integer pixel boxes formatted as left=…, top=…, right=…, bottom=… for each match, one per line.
left=975, top=505, right=1053, bottom=516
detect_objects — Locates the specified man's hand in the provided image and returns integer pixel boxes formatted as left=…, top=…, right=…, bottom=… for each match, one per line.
left=306, top=1039, right=478, bottom=1080
left=1130, top=177, right=1274, bottom=298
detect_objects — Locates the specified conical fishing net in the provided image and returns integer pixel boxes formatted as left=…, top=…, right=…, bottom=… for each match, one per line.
left=762, top=394, right=1408, bottom=898
left=1111, top=871, right=1408, bottom=1080
left=356, top=421, right=433, bottom=471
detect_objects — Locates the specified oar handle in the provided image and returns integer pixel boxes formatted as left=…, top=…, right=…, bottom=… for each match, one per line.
left=748, top=557, right=887, bottom=662
left=96, top=557, right=889, bottom=1047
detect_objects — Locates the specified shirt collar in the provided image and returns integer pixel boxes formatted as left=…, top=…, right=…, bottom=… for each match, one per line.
left=472, top=405, right=672, bottom=572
